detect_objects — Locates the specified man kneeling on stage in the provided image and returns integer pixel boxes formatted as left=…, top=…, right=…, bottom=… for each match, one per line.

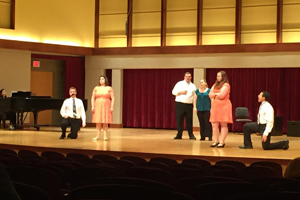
left=239, top=91, right=289, bottom=150
left=60, top=87, right=86, bottom=139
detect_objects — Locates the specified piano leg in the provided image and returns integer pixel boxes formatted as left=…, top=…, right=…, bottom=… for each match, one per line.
left=33, top=111, right=40, bottom=131
left=15, top=112, right=23, bottom=129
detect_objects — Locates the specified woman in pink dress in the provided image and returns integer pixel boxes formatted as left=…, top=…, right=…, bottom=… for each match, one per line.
left=91, top=75, right=114, bottom=141
left=209, top=71, right=232, bottom=148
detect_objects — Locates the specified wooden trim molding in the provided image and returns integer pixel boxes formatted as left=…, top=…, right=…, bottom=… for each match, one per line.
left=2, top=39, right=300, bottom=56
left=10, top=0, right=15, bottom=29
left=161, top=0, right=167, bottom=46
left=94, top=0, right=99, bottom=48
left=93, top=43, right=300, bottom=55
left=235, top=0, right=242, bottom=44
left=197, top=0, right=203, bottom=45
left=277, top=0, right=283, bottom=43
left=0, top=39, right=94, bottom=55
left=126, top=0, right=133, bottom=47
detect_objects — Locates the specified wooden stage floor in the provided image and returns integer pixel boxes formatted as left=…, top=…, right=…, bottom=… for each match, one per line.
left=0, top=127, right=299, bottom=166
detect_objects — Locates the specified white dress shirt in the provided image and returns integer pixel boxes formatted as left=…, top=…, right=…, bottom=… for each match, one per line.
left=60, top=97, right=86, bottom=124
left=172, top=80, right=196, bottom=104
left=257, top=101, right=274, bottom=136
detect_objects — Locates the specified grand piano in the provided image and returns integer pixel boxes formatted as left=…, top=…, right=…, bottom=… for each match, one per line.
left=0, top=91, right=88, bottom=130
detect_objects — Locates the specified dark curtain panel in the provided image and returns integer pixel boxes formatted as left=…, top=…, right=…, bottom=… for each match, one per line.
left=207, top=68, right=300, bottom=133
left=123, top=69, right=193, bottom=129
left=31, top=54, right=85, bottom=99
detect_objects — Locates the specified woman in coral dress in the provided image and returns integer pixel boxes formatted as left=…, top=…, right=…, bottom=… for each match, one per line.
left=209, top=71, right=232, bottom=148
left=91, top=75, right=114, bottom=141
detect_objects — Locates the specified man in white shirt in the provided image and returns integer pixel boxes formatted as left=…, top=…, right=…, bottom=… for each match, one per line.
left=59, top=87, right=86, bottom=139
left=172, top=72, right=197, bottom=140
left=239, top=91, right=289, bottom=150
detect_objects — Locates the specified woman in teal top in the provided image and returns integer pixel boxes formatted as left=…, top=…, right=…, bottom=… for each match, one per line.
left=193, top=80, right=212, bottom=141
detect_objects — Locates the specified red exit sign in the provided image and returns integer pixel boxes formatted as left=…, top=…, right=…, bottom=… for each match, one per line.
left=32, top=60, right=40, bottom=67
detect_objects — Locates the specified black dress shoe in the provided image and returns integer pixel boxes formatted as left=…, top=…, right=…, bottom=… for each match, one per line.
left=189, top=136, right=196, bottom=140
left=210, top=142, right=219, bottom=147
left=67, top=134, right=71, bottom=138
left=239, top=145, right=253, bottom=149
left=174, top=136, right=182, bottom=139
left=200, top=138, right=205, bottom=141
left=59, top=136, right=65, bottom=139
left=283, top=139, right=289, bottom=150
left=217, top=143, right=225, bottom=148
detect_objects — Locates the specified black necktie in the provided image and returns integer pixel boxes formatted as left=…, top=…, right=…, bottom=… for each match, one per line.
left=73, top=98, right=76, bottom=117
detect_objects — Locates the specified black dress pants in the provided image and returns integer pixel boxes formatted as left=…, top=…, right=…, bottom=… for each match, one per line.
left=243, top=122, right=285, bottom=150
left=197, top=110, right=212, bottom=139
left=61, top=118, right=80, bottom=139
left=175, top=102, right=194, bottom=138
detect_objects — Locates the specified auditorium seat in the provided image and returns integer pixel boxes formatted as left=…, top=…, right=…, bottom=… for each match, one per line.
left=76, top=158, right=103, bottom=166
left=190, top=182, right=276, bottom=200
left=249, top=177, right=300, bottom=187
left=139, top=161, right=169, bottom=170
left=81, top=177, right=177, bottom=192
left=242, top=165, right=277, bottom=179
left=271, top=180, right=300, bottom=192
left=92, top=154, right=118, bottom=163
left=120, top=155, right=147, bottom=165
left=176, top=176, right=247, bottom=196
left=71, top=165, right=126, bottom=188
left=182, top=158, right=212, bottom=168
left=0, top=148, right=17, bottom=155
left=250, top=161, right=283, bottom=177
left=65, top=184, right=194, bottom=200
left=41, top=151, right=65, bottom=160
left=125, top=166, right=177, bottom=185
left=230, top=191, right=300, bottom=199
left=66, top=152, right=89, bottom=161
left=109, top=159, right=137, bottom=170
left=150, top=157, right=178, bottom=167
left=216, top=160, right=246, bottom=170
left=7, top=166, right=62, bottom=200
left=13, top=182, right=52, bottom=200
left=18, top=149, right=39, bottom=158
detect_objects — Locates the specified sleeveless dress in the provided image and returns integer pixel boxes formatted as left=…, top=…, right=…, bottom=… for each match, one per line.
left=209, top=83, right=233, bottom=123
left=92, top=86, right=113, bottom=123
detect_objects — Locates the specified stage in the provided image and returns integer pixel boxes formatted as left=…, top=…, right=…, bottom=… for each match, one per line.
left=0, top=127, right=298, bottom=167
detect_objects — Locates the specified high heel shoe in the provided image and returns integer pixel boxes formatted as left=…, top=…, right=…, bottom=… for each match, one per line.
left=217, top=143, right=225, bottom=148
left=93, top=137, right=99, bottom=140
left=103, top=130, right=108, bottom=141
left=210, top=142, right=219, bottom=147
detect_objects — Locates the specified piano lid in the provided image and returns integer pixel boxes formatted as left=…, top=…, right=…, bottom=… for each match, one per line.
left=11, top=91, right=32, bottom=98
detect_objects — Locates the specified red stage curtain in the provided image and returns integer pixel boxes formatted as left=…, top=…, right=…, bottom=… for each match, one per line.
left=207, top=68, right=300, bottom=133
left=123, top=69, right=193, bottom=128
left=31, top=54, right=85, bottom=99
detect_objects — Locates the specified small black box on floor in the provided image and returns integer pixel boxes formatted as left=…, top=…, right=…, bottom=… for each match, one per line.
left=287, top=121, right=300, bottom=137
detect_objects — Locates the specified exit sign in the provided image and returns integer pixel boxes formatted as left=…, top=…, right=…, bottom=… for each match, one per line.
left=32, top=60, right=40, bottom=67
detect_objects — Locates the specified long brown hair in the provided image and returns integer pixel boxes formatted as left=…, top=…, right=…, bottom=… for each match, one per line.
left=98, top=75, right=110, bottom=86
left=214, top=71, right=229, bottom=89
